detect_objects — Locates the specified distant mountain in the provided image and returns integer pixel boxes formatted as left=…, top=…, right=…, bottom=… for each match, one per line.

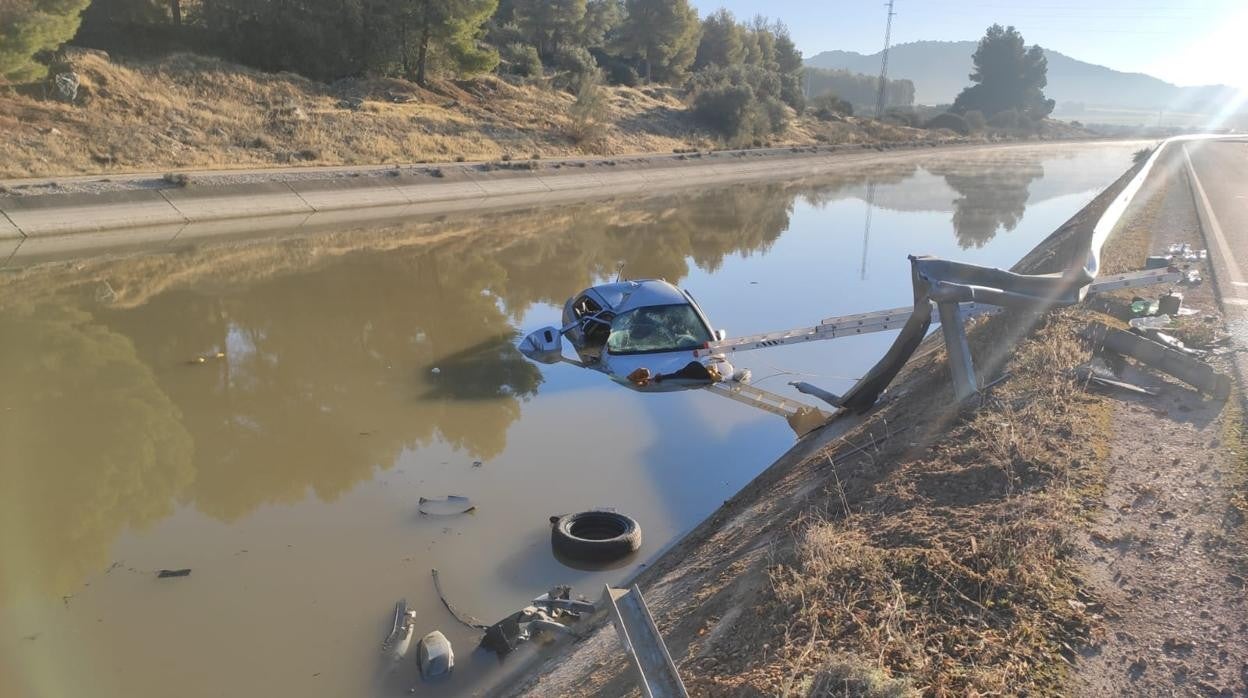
left=805, top=40, right=1239, bottom=113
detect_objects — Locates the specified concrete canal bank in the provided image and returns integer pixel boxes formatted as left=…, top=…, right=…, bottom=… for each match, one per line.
left=0, top=139, right=1128, bottom=265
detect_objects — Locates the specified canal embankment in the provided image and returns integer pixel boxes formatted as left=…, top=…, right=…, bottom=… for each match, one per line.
left=494, top=144, right=1248, bottom=696
left=0, top=140, right=1126, bottom=264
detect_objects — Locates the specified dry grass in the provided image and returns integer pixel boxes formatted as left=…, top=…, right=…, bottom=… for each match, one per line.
left=736, top=313, right=1109, bottom=696
left=0, top=49, right=947, bottom=179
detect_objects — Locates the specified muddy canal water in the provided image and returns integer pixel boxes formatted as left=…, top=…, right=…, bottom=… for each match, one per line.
left=0, top=143, right=1140, bottom=697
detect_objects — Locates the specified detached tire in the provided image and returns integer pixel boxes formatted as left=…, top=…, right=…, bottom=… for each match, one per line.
left=550, top=511, right=642, bottom=563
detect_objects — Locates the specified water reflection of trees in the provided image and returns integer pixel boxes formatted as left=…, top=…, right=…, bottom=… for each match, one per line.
left=0, top=303, right=195, bottom=604
left=0, top=181, right=801, bottom=602
left=927, top=156, right=1046, bottom=249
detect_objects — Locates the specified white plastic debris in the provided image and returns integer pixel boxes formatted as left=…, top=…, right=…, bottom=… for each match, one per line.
left=1129, top=314, right=1173, bottom=330
left=418, top=631, right=454, bottom=677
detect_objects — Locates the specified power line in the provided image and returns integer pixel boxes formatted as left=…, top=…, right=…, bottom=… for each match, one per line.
left=874, top=0, right=897, bottom=119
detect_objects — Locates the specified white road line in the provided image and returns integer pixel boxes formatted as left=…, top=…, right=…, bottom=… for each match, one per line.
left=1224, top=298, right=1248, bottom=307
left=1234, top=281, right=1248, bottom=288
left=1183, top=146, right=1247, bottom=296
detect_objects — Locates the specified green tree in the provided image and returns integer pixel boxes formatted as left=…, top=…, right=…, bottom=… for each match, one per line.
left=0, top=0, right=92, bottom=82
left=616, top=0, right=699, bottom=83
left=693, top=8, right=743, bottom=71
left=75, top=0, right=174, bottom=55
left=579, top=0, right=621, bottom=50
left=397, top=0, right=500, bottom=85
left=200, top=0, right=368, bottom=80
left=952, top=24, right=1054, bottom=120
left=512, top=0, right=585, bottom=60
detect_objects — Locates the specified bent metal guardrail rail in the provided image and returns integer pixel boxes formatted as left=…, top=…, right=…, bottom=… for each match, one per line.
left=826, top=133, right=1245, bottom=411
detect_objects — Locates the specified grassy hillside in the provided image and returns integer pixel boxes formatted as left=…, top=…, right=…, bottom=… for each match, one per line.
left=0, top=49, right=955, bottom=180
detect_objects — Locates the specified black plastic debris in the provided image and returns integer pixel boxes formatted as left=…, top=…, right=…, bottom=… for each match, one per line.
left=157, top=569, right=191, bottom=578
left=479, top=586, right=594, bottom=658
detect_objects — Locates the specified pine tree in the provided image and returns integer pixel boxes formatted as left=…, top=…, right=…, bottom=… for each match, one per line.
left=0, top=0, right=92, bottom=82
left=401, top=0, right=500, bottom=86
left=616, top=0, right=699, bottom=83
left=693, top=8, right=743, bottom=71
left=512, top=0, right=585, bottom=60
left=952, top=24, right=1054, bottom=120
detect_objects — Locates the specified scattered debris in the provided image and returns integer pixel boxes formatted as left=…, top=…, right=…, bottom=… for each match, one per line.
left=336, top=97, right=364, bottom=110
left=550, top=510, right=642, bottom=563
left=471, top=461, right=482, bottom=468
left=480, top=586, right=594, bottom=657
left=1128, top=314, right=1173, bottom=330
left=381, top=600, right=417, bottom=665
left=1158, top=291, right=1184, bottom=316
left=418, top=496, right=476, bottom=515
left=1084, top=322, right=1231, bottom=399
left=1182, top=269, right=1203, bottom=286
left=156, top=568, right=191, bottom=578
left=186, top=351, right=225, bottom=365
left=1165, top=242, right=1207, bottom=261
left=1073, top=358, right=1157, bottom=396
left=430, top=569, right=489, bottom=630
left=1130, top=299, right=1159, bottom=316
left=417, top=631, right=454, bottom=677
left=1136, top=329, right=1204, bottom=357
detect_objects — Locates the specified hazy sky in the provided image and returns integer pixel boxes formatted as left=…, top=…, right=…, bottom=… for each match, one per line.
left=691, top=0, right=1248, bottom=89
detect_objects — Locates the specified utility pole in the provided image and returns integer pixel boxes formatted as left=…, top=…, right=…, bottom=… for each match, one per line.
left=861, top=182, right=876, bottom=280
left=873, top=0, right=897, bottom=119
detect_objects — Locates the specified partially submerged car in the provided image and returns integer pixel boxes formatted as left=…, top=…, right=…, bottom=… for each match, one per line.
left=519, top=278, right=836, bottom=434
left=520, top=279, right=739, bottom=391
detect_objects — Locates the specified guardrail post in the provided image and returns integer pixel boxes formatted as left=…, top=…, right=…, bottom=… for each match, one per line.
left=937, top=300, right=978, bottom=401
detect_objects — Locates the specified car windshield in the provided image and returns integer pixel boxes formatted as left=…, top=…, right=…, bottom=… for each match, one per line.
left=606, top=304, right=712, bottom=355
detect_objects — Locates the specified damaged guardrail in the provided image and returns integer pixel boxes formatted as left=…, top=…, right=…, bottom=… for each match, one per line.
left=826, top=134, right=1247, bottom=411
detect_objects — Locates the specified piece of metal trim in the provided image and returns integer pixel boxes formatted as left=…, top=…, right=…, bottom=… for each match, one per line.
left=602, top=585, right=688, bottom=698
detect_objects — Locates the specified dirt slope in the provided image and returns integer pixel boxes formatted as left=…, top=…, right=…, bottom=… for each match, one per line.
left=0, top=49, right=950, bottom=179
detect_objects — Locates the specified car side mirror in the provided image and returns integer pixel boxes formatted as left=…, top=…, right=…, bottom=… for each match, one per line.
left=519, top=326, right=564, bottom=364
left=714, top=329, right=727, bottom=342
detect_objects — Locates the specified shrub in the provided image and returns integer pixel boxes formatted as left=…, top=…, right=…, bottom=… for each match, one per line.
left=162, top=172, right=191, bottom=187
left=810, top=93, right=853, bottom=120
left=692, top=82, right=758, bottom=141
left=553, top=46, right=598, bottom=89
left=501, top=43, right=542, bottom=78
left=883, top=107, right=921, bottom=128
left=963, top=109, right=986, bottom=132
left=988, top=108, right=1021, bottom=130
left=760, top=95, right=789, bottom=133
left=924, top=112, right=969, bottom=135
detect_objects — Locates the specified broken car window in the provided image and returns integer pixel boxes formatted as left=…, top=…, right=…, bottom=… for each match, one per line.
left=606, top=304, right=712, bottom=355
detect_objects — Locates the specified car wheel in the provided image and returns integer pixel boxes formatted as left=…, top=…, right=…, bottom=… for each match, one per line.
left=549, top=511, right=642, bottom=563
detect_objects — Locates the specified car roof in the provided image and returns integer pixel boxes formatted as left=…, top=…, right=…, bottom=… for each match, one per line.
left=583, top=279, right=689, bottom=314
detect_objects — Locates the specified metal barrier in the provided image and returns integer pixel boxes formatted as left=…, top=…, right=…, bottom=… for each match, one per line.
left=832, top=134, right=1247, bottom=410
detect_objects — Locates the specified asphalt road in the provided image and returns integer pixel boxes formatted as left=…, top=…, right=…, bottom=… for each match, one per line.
left=1184, top=139, right=1248, bottom=388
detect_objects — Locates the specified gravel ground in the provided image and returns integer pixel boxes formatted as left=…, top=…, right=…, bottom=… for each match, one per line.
left=1074, top=155, right=1248, bottom=697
